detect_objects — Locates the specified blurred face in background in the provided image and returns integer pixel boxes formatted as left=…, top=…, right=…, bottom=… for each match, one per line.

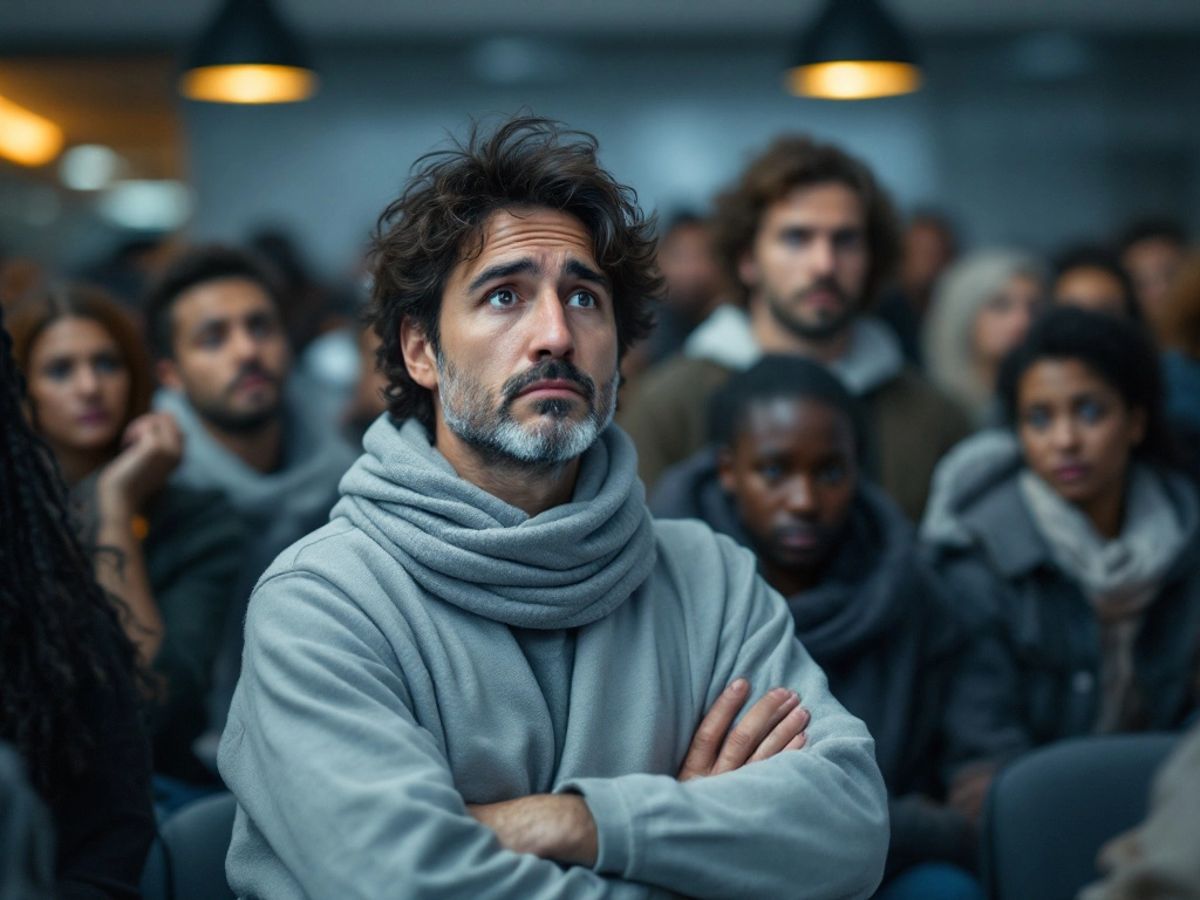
left=741, top=182, right=869, bottom=342
left=719, top=396, right=858, bottom=594
left=157, top=277, right=291, bottom=434
left=901, top=218, right=956, bottom=311
left=657, top=221, right=723, bottom=324
left=1123, top=237, right=1184, bottom=321
left=1017, top=358, right=1145, bottom=516
left=1054, top=266, right=1130, bottom=318
left=972, top=272, right=1043, bottom=370
left=26, top=316, right=130, bottom=458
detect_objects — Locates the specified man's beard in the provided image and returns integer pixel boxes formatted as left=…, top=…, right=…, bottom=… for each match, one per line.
left=765, top=279, right=859, bottom=343
left=191, top=364, right=283, bottom=435
left=436, top=355, right=617, bottom=468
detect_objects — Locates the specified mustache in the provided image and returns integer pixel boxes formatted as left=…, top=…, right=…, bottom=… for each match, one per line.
left=501, top=359, right=595, bottom=404
left=225, top=363, right=278, bottom=395
left=795, top=277, right=847, bottom=303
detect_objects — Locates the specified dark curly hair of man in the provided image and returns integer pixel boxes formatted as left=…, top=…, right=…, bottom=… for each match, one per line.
left=367, top=115, right=661, bottom=430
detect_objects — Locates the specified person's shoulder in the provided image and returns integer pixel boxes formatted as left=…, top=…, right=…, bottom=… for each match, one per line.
left=626, top=353, right=731, bottom=404
left=650, top=518, right=762, bottom=613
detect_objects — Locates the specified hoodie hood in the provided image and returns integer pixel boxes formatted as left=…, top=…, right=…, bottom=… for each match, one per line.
left=919, top=428, right=1023, bottom=549
left=683, top=305, right=905, bottom=396
left=651, top=448, right=916, bottom=659
left=333, top=416, right=657, bottom=630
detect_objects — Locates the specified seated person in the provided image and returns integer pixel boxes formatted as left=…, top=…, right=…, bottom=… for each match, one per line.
left=217, top=116, right=890, bottom=899
left=1, top=305, right=154, bottom=898
left=923, top=307, right=1200, bottom=823
left=9, top=284, right=244, bottom=787
left=652, top=356, right=979, bottom=896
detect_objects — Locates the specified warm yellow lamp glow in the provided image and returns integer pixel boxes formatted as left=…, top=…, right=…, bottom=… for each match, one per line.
left=0, top=94, right=65, bottom=166
left=180, top=64, right=317, bottom=104
left=787, top=61, right=921, bottom=100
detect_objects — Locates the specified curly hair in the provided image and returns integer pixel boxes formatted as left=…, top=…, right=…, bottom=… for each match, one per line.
left=0, top=304, right=141, bottom=800
left=997, top=306, right=1178, bottom=467
left=367, top=115, right=661, bottom=429
left=711, top=135, right=901, bottom=308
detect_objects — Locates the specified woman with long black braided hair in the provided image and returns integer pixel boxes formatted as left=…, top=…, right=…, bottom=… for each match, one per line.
left=0, top=303, right=154, bottom=898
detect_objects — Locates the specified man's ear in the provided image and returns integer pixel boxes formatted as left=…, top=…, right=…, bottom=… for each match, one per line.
left=156, top=358, right=183, bottom=392
left=737, top=250, right=759, bottom=292
left=716, top=446, right=737, bottom=495
left=400, top=318, right=439, bottom=391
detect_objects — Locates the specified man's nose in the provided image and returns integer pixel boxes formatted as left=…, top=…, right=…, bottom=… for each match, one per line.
left=784, top=476, right=818, bottom=516
left=809, top=238, right=836, bottom=278
left=230, top=326, right=262, bottom=360
left=529, top=291, right=574, bottom=360
left=1049, top=415, right=1080, bottom=450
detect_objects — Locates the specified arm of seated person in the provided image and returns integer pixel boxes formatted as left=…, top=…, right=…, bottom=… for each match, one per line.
left=553, top=534, right=889, bottom=900
left=218, top=571, right=667, bottom=900
left=469, top=683, right=810, bottom=866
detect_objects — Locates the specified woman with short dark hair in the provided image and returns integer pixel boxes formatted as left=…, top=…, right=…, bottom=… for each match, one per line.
left=924, top=307, right=1200, bottom=821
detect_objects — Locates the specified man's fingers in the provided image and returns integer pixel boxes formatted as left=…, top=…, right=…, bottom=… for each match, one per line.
left=747, top=705, right=810, bottom=763
left=678, top=678, right=750, bottom=780
left=712, top=688, right=798, bottom=775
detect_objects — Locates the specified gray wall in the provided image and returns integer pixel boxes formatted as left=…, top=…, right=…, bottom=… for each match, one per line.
left=9, top=32, right=1200, bottom=276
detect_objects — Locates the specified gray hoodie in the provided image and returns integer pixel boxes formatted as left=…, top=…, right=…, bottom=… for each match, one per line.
left=218, top=416, right=889, bottom=899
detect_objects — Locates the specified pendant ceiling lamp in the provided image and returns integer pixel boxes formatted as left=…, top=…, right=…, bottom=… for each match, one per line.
left=180, top=0, right=318, bottom=104
left=786, top=0, right=921, bottom=100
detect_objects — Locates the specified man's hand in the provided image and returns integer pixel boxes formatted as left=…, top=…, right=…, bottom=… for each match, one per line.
left=677, top=678, right=809, bottom=782
left=468, top=794, right=597, bottom=867
left=947, top=764, right=996, bottom=825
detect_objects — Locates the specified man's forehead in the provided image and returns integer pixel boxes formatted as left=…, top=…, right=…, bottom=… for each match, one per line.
left=467, top=207, right=599, bottom=272
left=174, top=277, right=275, bottom=324
left=767, top=182, right=865, bottom=226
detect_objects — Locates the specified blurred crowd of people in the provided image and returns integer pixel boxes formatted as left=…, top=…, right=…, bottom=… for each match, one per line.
left=3, top=124, right=1200, bottom=899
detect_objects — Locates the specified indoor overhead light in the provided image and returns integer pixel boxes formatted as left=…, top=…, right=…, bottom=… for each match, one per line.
left=786, top=0, right=921, bottom=101
left=0, top=94, right=64, bottom=166
left=180, top=0, right=317, bottom=104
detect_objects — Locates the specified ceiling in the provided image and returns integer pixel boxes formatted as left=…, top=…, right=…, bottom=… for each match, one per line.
left=3, top=0, right=1200, bottom=49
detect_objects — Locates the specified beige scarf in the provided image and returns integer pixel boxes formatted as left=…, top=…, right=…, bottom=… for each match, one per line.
left=1019, top=466, right=1188, bottom=732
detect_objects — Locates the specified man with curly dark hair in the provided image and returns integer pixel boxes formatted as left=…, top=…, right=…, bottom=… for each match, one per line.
left=218, top=115, right=888, bottom=899
left=620, top=135, right=971, bottom=520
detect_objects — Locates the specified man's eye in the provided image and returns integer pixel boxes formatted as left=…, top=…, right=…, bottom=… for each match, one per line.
left=757, top=462, right=785, bottom=482
left=487, top=288, right=518, bottom=308
left=817, top=463, right=846, bottom=485
left=568, top=291, right=597, bottom=309
left=198, top=332, right=224, bottom=348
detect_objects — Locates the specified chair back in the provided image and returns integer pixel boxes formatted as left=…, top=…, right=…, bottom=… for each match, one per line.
left=141, top=792, right=237, bottom=900
left=983, top=733, right=1177, bottom=900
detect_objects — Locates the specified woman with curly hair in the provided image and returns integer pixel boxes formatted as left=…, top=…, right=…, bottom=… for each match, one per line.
left=8, top=283, right=245, bottom=787
left=0, top=303, right=154, bottom=898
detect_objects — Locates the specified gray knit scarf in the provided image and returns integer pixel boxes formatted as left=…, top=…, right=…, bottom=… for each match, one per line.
left=334, top=417, right=658, bottom=630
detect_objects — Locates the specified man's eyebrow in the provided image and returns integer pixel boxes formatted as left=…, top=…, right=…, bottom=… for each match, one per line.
left=188, top=316, right=229, bottom=336
left=566, top=259, right=611, bottom=289
left=467, top=259, right=540, bottom=293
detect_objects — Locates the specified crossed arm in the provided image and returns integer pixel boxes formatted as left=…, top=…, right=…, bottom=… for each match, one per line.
left=469, top=681, right=811, bottom=865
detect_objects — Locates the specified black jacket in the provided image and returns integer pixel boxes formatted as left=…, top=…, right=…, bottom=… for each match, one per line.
left=928, top=469, right=1200, bottom=777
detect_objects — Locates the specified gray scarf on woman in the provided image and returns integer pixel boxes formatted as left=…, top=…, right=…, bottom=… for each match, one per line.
left=334, top=417, right=658, bottom=630
left=1019, top=465, right=1192, bottom=731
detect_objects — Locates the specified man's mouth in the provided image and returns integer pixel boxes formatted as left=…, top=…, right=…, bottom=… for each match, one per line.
left=518, top=379, right=585, bottom=400
left=774, top=524, right=824, bottom=551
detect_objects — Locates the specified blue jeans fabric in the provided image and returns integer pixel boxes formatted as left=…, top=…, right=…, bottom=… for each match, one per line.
left=874, top=863, right=985, bottom=900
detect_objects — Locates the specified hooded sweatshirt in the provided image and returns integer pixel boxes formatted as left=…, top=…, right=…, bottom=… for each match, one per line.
left=218, top=416, right=889, bottom=900
left=651, top=451, right=974, bottom=875
left=154, top=383, right=357, bottom=733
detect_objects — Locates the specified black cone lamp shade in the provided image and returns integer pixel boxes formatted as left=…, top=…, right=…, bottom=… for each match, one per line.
left=180, top=0, right=318, bottom=104
left=787, top=0, right=921, bottom=100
